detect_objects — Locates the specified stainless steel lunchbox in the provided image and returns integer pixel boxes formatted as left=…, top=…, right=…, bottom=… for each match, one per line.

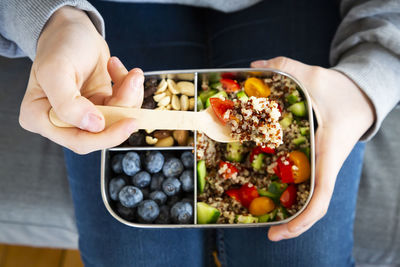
left=101, top=68, right=315, bottom=228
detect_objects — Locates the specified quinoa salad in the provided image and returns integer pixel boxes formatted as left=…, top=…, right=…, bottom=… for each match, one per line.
left=196, top=73, right=312, bottom=224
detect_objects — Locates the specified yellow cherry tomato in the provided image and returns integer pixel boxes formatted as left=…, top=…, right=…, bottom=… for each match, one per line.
left=244, top=77, right=271, bottom=98
left=289, top=150, right=311, bottom=183
left=249, top=197, right=275, bottom=216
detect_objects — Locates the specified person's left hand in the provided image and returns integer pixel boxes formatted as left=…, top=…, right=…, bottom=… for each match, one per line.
left=251, top=57, right=374, bottom=241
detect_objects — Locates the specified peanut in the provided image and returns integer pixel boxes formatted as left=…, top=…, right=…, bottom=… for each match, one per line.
left=173, top=130, right=189, bottom=146
left=180, top=95, right=189, bottom=111
left=167, top=79, right=180, bottom=94
left=171, top=95, right=181, bottom=110
left=145, top=136, right=158, bottom=145
left=177, top=81, right=195, bottom=96
left=155, top=136, right=174, bottom=147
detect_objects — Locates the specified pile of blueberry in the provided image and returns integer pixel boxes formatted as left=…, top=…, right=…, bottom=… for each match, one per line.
left=109, top=150, right=194, bottom=224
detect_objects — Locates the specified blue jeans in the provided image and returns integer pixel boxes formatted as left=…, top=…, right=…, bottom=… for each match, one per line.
left=65, top=1, right=365, bottom=266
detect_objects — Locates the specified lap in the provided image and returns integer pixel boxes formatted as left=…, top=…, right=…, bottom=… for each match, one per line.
left=66, top=1, right=363, bottom=266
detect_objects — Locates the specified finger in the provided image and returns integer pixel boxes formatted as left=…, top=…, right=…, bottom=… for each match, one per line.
left=29, top=99, right=138, bottom=154
left=105, top=68, right=144, bottom=108
left=268, top=128, right=340, bottom=241
left=251, top=57, right=314, bottom=83
left=36, top=61, right=105, bottom=132
left=107, top=56, right=128, bottom=85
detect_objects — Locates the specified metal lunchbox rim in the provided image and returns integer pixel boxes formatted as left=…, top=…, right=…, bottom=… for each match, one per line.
left=100, top=68, right=316, bottom=228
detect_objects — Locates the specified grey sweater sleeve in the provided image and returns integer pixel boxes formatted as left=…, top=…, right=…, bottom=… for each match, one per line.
left=0, top=0, right=105, bottom=60
left=330, top=0, right=400, bottom=140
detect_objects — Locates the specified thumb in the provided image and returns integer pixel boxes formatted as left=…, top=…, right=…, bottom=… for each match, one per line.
left=38, top=64, right=105, bottom=132
left=251, top=57, right=314, bottom=82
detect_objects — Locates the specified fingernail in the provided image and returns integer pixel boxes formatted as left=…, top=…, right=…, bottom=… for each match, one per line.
left=111, top=57, right=123, bottom=68
left=132, top=73, right=144, bottom=89
left=271, top=235, right=283, bottom=242
left=80, top=113, right=104, bottom=132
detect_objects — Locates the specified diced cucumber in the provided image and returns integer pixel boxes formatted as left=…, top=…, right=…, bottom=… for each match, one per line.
left=251, top=153, right=265, bottom=171
left=210, top=82, right=222, bottom=90
left=300, top=127, right=310, bottom=136
left=286, top=94, right=298, bottom=105
left=208, top=73, right=221, bottom=83
left=199, top=89, right=218, bottom=104
left=205, top=91, right=229, bottom=108
left=292, top=136, right=307, bottom=146
left=288, top=101, right=307, bottom=117
left=197, top=98, right=204, bottom=111
left=257, top=213, right=270, bottom=223
left=235, top=215, right=259, bottom=224
left=279, top=116, right=292, bottom=129
left=225, top=142, right=244, bottom=162
left=258, top=209, right=278, bottom=223
left=236, top=91, right=248, bottom=102
left=197, top=160, right=207, bottom=194
left=197, top=202, right=221, bottom=224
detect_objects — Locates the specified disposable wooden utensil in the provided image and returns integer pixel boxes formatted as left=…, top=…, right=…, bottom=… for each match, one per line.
left=49, top=105, right=237, bottom=143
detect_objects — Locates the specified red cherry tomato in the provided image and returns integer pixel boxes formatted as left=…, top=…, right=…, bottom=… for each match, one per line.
left=209, top=97, right=234, bottom=125
left=276, top=156, right=294, bottom=183
left=221, top=72, right=236, bottom=80
left=249, top=146, right=275, bottom=162
left=220, top=78, right=241, bottom=93
left=239, top=183, right=259, bottom=208
left=219, top=161, right=239, bottom=179
left=280, top=184, right=297, bottom=208
left=226, top=188, right=241, bottom=202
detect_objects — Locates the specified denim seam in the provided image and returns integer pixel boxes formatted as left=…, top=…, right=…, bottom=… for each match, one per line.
left=216, top=229, right=227, bottom=267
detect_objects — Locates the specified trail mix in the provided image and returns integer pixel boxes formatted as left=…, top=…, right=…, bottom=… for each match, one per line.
left=196, top=73, right=311, bottom=224
left=122, top=77, right=195, bottom=147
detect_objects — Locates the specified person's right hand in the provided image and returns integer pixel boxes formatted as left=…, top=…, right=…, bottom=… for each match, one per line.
left=19, top=6, right=144, bottom=154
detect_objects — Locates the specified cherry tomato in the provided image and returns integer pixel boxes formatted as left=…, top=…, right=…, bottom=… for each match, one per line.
left=276, top=156, right=294, bottom=183
left=220, top=78, right=241, bottom=93
left=244, top=77, right=271, bottom=97
left=249, top=146, right=275, bottom=162
left=249, top=197, right=275, bottom=216
left=221, top=72, right=236, bottom=80
left=289, top=151, right=311, bottom=183
left=219, top=161, right=239, bottom=179
left=209, top=97, right=234, bottom=125
left=280, top=184, right=297, bottom=208
left=239, top=183, right=259, bottom=208
left=226, top=188, right=241, bottom=202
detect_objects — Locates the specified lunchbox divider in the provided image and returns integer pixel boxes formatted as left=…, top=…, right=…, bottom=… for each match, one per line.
left=193, top=72, right=198, bottom=224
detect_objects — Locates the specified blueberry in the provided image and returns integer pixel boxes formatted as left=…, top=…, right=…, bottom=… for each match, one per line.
left=116, top=202, right=136, bottom=221
left=155, top=205, right=170, bottom=224
left=141, top=187, right=150, bottom=199
left=111, top=154, right=124, bottom=174
left=137, top=200, right=160, bottom=223
left=149, top=191, right=167, bottom=205
left=179, top=170, right=194, bottom=192
left=132, top=171, right=151, bottom=188
left=180, top=151, right=194, bottom=169
left=109, top=177, right=126, bottom=201
left=162, top=177, right=181, bottom=196
left=118, top=186, right=143, bottom=208
left=122, top=152, right=141, bottom=176
left=166, top=195, right=181, bottom=207
left=181, top=197, right=194, bottom=206
left=170, top=202, right=193, bottom=224
left=162, top=158, right=184, bottom=177
left=145, top=151, right=164, bottom=173
left=150, top=172, right=165, bottom=191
